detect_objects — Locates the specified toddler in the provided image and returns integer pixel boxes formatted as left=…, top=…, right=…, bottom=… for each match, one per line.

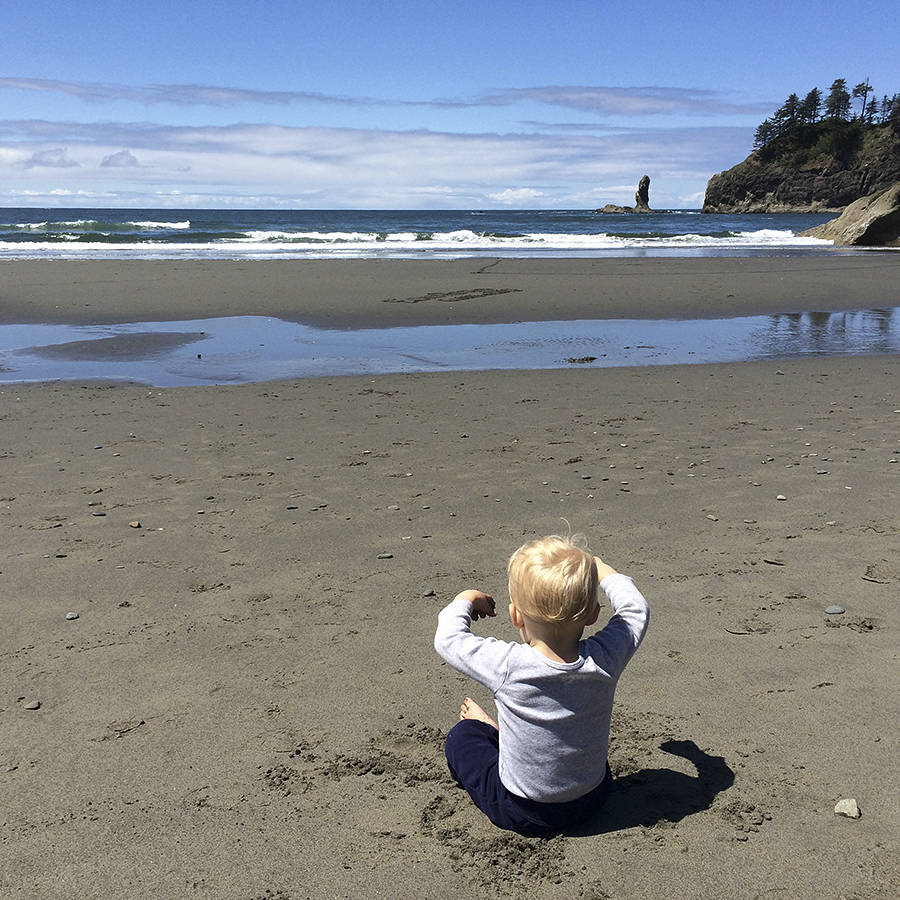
left=434, top=534, right=649, bottom=836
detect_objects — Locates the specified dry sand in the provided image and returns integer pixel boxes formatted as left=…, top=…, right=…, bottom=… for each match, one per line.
left=1, top=258, right=898, bottom=899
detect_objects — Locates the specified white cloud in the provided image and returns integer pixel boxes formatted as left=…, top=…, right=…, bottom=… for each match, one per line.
left=0, top=76, right=772, bottom=118
left=23, top=147, right=79, bottom=168
left=481, top=86, right=774, bottom=117
left=0, top=118, right=752, bottom=208
left=101, top=149, right=140, bottom=167
left=488, top=187, right=545, bottom=205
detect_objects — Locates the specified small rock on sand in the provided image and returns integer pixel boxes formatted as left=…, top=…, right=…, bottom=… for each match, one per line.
left=834, top=798, right=861, bottom=818
left=825, top=605, right=845, bottom=615
left=377, top=552, right=393, bottom=559
left=24, top=700, right=41, bottom=710
left=65, top=611, right=79, bottom=620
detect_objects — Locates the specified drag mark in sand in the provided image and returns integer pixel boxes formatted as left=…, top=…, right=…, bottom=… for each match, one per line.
left=383, top=287, right=523, bottom=304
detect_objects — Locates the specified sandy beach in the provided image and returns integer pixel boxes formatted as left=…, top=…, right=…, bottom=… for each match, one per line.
left=3, top=255, right=900, bottom=328
left=2, top=258, right=898, bottom=899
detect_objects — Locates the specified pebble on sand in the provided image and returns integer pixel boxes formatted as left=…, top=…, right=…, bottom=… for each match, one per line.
left=129, top=521, right=141, bottom=528
left=776, top=494, right=787, bottom=501
left=65, top=611, right=79, bottom=620
left=825, top=605, right=845, bottom=615
left=377, top=552, right=393, bottom=559
left=834, top=798, right=861, bottom=819
left=24, top=700, right=41, bottom=710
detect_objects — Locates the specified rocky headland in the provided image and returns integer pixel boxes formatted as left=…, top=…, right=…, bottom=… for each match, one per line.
left=703, top=105, right=899, bottom=214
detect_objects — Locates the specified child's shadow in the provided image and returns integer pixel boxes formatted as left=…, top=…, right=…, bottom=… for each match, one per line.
left=570, top=739, right=735, bottom=835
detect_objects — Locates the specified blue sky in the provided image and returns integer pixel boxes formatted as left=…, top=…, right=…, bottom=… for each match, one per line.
left=2, top=0, right=896, bottom=209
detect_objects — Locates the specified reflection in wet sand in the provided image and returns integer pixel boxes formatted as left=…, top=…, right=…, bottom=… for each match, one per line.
left=18, top=331, right=210, bottom=361
left=0, top=308, right=897, bottom=387
left=763, top=308, right=897, bottom=356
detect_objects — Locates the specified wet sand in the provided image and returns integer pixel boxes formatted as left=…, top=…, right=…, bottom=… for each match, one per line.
left=3, top=254, right=900, bottom=328
left=1, top=258, right=898, bottom=898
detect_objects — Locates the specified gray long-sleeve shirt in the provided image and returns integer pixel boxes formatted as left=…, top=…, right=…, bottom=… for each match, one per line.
left=434, top=573, right=649, bottom=802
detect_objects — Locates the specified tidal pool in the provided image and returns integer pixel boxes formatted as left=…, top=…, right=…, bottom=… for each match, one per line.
left=1, top=308, right=897, bottom=387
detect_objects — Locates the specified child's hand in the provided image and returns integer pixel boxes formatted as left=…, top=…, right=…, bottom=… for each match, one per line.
left=455, top=589, right=496, bottom=621
left=594, top=556, right=618, bottom=581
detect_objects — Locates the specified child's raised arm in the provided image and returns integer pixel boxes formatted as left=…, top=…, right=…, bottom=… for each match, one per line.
left=593, top=556, right=618, bottom=581
left=454, top=589, right=496, bottom=620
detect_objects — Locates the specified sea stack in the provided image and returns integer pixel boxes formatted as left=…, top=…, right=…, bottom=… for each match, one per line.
left=633, top=175, right=652, bottom=212
left=595, top=175, right=653, bottom=213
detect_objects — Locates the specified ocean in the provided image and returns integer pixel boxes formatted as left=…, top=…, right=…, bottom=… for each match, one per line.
left=3, top=206, right=896, bottom=385
left=0, top=207, right=840, bottom=259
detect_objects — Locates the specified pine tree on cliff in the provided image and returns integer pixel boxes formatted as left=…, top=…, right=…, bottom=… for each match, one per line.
left=852, top=79, right=872, bottom=121
left=825, top=79, right=852, bottom=120
left=799, top=88, right=822, bottom=124
left=890, top=95, right=900, bottom=135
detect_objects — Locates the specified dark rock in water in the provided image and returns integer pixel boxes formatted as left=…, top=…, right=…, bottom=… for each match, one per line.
left=567, top=356, right=597, bottom=364
left=634, top=174, right=652, bottom=212
left=596, top=175, right=654, bottom=213
left=800, top=183, right=900, bottom=246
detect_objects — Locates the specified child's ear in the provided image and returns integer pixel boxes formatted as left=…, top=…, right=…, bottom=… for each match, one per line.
left=508, top=602, right=524, bottom=629
left=586, top=604, right=601, bottom=626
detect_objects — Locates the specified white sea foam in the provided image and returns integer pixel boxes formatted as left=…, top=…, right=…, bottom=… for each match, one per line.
left=128, top=220, right=191, bottom=229
left=13, top=220, right=95, bottom=230
left=0, top=227, right=835, bottom=260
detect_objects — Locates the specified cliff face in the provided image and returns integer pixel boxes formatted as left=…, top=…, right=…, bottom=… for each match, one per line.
left=800, top=183, right=900, bottom=246
left=703, top=127, right=900, bottom=213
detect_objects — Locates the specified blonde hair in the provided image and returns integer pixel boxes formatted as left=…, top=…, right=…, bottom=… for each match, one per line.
left=507, top=535, right=599, bottom=623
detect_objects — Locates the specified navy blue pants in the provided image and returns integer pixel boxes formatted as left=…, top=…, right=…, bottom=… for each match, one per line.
left=444, top=719, right=612, bottom=837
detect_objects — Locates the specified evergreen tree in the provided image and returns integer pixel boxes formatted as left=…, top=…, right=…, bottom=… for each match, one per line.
left=798, top=88, right=822, bottom=123
left=783, top=93, right=801, bottom=124
left=890, top=93, right=900, bottom=135
left=852, top=79, right=872, bottom=120
left=753, top=119, right=776, bottom=153
left=863, top=97, right=878, bottom=125
left=825, top=78, right=852, bottom=120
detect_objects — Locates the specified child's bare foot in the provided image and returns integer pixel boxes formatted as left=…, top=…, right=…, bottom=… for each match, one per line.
left=459, top=697, right=498, bottom=729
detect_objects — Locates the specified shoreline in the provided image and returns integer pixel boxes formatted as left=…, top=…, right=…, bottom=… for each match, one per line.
left=2, top=255, right=900, bottom=329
